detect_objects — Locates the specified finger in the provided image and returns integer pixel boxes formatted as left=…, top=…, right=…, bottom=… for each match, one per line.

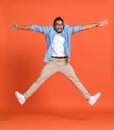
left=9, top=23, right=17, bottom=30
left=103, top=19, right=108, bottom=24
left=9, top=24, right=14, bottom=30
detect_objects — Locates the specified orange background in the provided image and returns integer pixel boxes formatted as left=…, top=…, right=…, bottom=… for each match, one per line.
left=0, top=0, right=114, bottom=114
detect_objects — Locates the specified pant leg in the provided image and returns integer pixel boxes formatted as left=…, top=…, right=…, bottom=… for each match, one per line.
left=24, top=60, right=59, bottom=99
left=59, top=63, right=91, bottom=99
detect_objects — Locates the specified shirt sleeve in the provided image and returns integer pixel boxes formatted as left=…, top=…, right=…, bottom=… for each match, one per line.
left=30, top=25, right=50, bottom=34
left=72, top=26, right=82, bottom=34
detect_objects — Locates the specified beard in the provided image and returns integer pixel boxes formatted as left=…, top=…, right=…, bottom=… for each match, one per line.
left=55, top=28, right=63, bottom=33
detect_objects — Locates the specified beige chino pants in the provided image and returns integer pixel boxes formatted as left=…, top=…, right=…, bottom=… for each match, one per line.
left=24, top=58, right=91, bottom=99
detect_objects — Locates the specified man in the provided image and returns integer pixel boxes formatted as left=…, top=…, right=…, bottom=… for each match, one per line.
left=11, top=17, right=108, bottom=106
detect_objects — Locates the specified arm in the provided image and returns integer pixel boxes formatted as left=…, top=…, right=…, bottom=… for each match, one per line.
left=81, top=19, right=108, bottom=31
left=10, top=23, right=31, bottom=30
left=10, top=24, right=49, bottom=34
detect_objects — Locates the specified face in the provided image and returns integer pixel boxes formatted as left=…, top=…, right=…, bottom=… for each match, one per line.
left=54, top=20, right=64, bottom=33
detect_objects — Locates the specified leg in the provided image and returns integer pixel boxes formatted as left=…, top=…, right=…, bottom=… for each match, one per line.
left=24, top=61, right=59, bottom=99
left=59, top=63, right=91, bottom=99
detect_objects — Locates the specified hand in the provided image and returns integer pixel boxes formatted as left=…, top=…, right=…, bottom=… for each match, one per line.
left=97, top=19, right=108, bottom=27
left=9, top=23, right=18, bottom=30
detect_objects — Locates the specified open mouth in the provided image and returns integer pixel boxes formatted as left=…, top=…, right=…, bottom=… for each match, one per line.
left=57, top=28, right=62, bottom=32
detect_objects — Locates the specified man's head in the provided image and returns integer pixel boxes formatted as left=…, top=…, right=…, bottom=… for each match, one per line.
left=53, top=17, right=64, bottom=33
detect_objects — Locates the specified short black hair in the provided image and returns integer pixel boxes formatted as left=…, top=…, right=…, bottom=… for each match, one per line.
left=53, top=16, right=64, bottom=26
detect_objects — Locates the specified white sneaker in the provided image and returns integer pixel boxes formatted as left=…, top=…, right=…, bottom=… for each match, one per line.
left=15, top=91, right=26, bottom=105
left=89, top=92, right=101, bottom=106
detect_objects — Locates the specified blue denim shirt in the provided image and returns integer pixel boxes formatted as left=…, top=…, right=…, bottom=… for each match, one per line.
left=30, top=25, right=82, bottom=62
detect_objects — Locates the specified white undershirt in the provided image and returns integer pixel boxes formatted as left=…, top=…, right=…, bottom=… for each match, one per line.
left=51, top=33, right=67, bottom=57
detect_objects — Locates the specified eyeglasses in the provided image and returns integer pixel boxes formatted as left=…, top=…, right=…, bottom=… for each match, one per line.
left=55, top=23, right=64, bottom=26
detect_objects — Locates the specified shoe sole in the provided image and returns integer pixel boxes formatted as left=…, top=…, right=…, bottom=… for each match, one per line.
left=15, top=91, right=24, bottom=105
left=91, top=92, right=101, bottom=106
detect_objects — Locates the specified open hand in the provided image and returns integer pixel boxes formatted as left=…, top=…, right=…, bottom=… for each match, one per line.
left=9, top=23, right=18, bottom=30
left=98, top=19, right=108, bottom=27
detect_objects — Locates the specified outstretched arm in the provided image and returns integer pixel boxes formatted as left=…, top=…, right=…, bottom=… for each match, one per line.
left=81, top=19, right=108, bottom=31
left=10, top=23, right=31, bottom=30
